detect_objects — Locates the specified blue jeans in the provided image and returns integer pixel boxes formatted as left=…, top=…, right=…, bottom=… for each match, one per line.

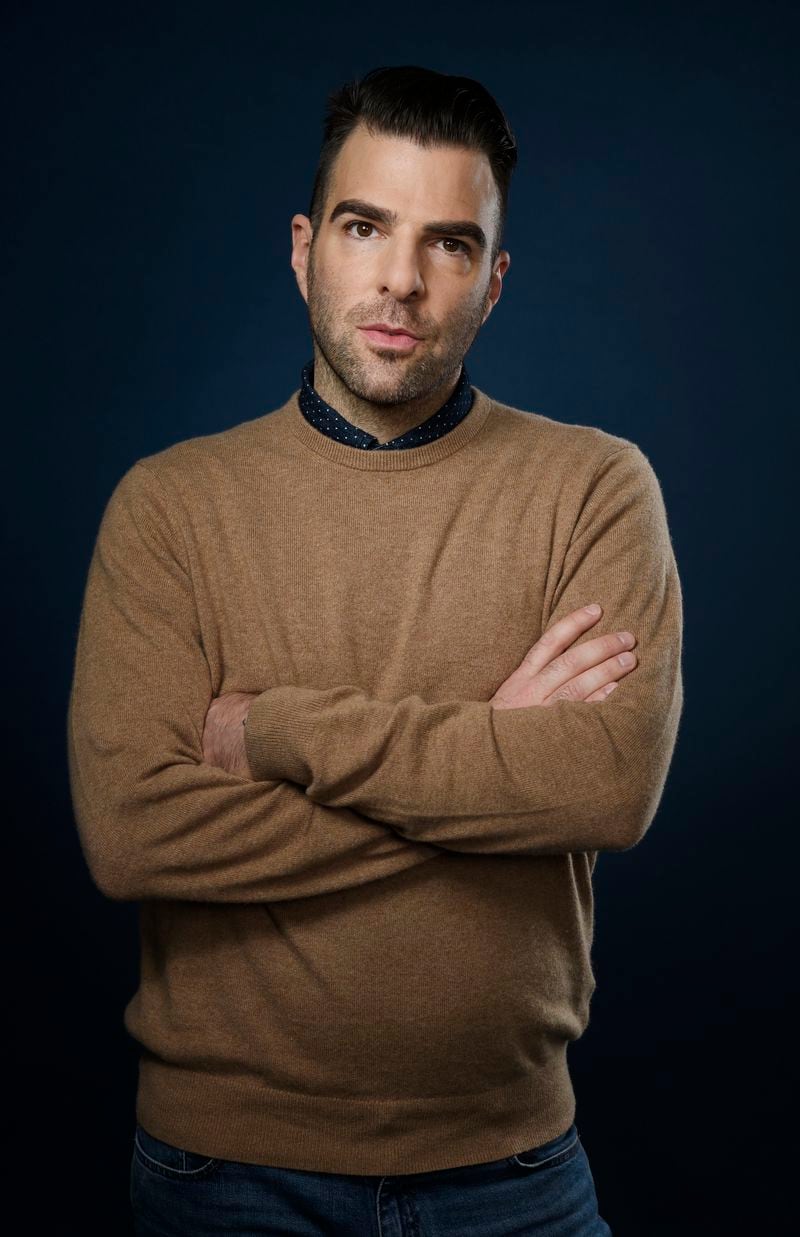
left=130, top=1118, right=613, bottom=1235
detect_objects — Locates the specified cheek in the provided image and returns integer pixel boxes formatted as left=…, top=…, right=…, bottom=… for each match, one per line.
left=319, top=255, right=365, bottom=299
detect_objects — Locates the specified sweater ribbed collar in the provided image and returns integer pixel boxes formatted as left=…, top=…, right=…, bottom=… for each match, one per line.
left=298, top=358, right=474, bottom=452
left=288, top=359, right=492, bottom=471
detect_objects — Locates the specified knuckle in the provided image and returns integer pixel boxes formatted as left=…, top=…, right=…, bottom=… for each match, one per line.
left=557, top=648, right=576, bottom=674
left=536, top=658, right=560, bottom=681
left=540, top=650, right=569, bottom=679
left=536, top=626, right=558, bottom=651
left=553, top=678, right=581, bottom=703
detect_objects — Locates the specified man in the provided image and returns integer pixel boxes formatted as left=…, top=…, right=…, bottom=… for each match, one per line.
left=68, top=64, right=682, bottom=1236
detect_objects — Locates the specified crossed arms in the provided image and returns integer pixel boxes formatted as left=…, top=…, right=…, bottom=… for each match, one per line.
left=67, top=446, right=683, bottom=904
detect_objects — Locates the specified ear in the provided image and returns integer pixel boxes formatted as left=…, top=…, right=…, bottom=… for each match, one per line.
left=481, top=250, right=511, bottom=326
left=291, top=214, right=314, bottom=304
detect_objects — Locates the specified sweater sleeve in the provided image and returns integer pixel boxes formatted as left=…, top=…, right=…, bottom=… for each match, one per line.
left=66, top=460, right=443, bottom=903
left=243, top=446, right=684, bottom=855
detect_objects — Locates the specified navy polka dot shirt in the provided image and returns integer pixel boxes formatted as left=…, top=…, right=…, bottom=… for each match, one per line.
left=298, top=359, right=474, bottom=450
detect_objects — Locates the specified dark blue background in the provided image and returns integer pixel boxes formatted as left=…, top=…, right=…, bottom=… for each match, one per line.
left=4, top=1, right=797, bottom=1232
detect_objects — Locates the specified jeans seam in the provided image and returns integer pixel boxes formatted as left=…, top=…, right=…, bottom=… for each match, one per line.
left=134, top=1129, right=217, bottom=1177
left=511, top=1132, right=580, bottom=1168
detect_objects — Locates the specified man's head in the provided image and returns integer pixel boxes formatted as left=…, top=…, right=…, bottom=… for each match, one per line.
left=291, top=65, right=516, bottom=409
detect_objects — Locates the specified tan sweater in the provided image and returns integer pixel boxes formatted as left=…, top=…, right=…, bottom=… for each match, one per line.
left=66, top=382, right=684, bottom=1175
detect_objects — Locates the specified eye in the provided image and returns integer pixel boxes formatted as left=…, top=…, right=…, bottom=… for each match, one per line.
left=343, top=220, right=380, bottom=240
left=342, top=220, right=470, bottom=255
left=438, top=237, right=470, bottom=255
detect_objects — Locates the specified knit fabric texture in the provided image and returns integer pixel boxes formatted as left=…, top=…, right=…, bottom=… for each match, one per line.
left=67, top=379, right=684, bottom=1175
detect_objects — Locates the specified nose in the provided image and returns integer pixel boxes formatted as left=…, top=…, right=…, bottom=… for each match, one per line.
left=376, top=238, right=425, bottom=302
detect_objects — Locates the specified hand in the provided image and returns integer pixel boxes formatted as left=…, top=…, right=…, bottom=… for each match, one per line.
left=201, top=690, right=261, bottom=778
left=490, top=604, right=638, bottom=711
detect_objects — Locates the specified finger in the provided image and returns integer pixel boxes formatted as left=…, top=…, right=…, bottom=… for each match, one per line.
left=532, top=628, right=637, bottom=698
left=540, top=651, right=638, bottom=707
left=520, top=604, right=605, bottom=678
left=584, top=681, right=619, bottom=703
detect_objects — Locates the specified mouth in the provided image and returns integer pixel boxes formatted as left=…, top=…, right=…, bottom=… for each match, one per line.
left=358, top=325, right=424, bottom=352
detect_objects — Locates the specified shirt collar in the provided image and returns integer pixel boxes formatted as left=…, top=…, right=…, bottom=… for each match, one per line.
left=298, top=359, right=474, bottom=450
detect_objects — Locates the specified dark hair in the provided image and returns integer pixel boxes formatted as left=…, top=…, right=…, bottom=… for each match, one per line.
left=307, top=65, right=518, bottom=266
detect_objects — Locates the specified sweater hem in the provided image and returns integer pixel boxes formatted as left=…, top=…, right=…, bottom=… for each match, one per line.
left=134, top=1052, right=577, bottom=1176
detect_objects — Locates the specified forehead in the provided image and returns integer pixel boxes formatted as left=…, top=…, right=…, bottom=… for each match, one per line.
left=327, top=124, right=497, bottom=228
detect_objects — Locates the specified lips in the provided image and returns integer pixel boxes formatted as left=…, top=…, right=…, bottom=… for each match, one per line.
left=358, top=327, right=423, bottom=352
left=359, top=323, right=423, bottom=340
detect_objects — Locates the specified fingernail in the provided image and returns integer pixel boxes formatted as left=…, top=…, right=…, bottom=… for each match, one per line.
left=586, top=603, right=601, bottom=615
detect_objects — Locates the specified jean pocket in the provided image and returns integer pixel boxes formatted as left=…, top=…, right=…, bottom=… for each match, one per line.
left=133, top=1122, right=221, bottom=1181
left=508, top=1122, right=582, bottom=1170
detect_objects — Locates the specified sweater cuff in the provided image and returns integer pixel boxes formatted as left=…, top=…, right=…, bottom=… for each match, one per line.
left=243, top=685, right=323, bottom=784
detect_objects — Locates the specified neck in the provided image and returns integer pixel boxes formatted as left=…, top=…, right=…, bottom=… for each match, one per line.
left=311, top=347, right=462, bottom=444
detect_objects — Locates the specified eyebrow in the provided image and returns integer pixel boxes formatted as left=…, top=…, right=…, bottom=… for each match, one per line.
left=328, top=197, right=487, bottom=253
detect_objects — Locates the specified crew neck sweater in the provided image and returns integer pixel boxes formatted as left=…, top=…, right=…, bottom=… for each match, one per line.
left=66, top=378, right=684, bottom=1177
left=298, top=357, right=474, bottom=449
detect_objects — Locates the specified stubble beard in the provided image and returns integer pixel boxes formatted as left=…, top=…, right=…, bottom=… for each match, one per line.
left=304, top=245, right=489, bottom=407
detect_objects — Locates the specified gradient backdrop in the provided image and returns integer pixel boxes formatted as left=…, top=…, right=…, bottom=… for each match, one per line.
left=4, top=1, right=796, bottom=1233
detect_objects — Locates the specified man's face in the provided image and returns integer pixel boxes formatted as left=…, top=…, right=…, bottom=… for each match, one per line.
left=292, top=124, right=509, bottom=406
